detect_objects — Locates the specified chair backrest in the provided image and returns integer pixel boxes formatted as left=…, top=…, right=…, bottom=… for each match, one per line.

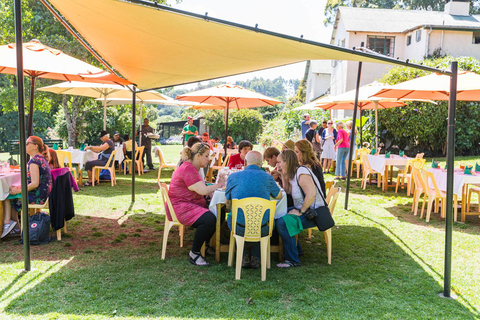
left=358, top=149, right=370, bottom=163
left=231, top=197, right=276, bottom=242
left=411, top=158, right=426, bottom=169
left=157, top=147, right=167, bottom=165
left=325, top=180, right=335, bottom=193
left=135, top=146, right=145, bottom=161
left=104, top=150, right=117, bottom=168
left=221, top=153, right=231, bottom=167
left=56, top=150, right=73, bottom=170
left=327, top=187, right=341, bottom=216
left=421, top=169, right=442, bottom=197
left=360, top=154, right=372, bottom=172
left=411, top=167, right=426, bottom=191
left=325, top=184, right=338, bottom=203
left=158, top=182, right=179, bottom=223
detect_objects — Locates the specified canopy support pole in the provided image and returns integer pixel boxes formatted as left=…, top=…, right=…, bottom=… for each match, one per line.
left=375, top=102, right=379, bottom=150
left=224, top=102, right=230, bottom=160
left=344, top=61, right=362, bottom=210
left=103, top=96, right=107, bottom=130
left=139, top=104, right=143, bottom=146
left=359, top=109, right=363, bottom=145
left=27, top=76, right=36, bottom=138
left=131, top=87, right=136, bottom=203
left=14, top=0, right=31, bottom=271
left=442, top=61, right=457, bottom=299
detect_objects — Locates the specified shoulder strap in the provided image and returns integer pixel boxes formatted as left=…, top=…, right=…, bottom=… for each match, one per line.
left=295, top=166, right=327, bottom=204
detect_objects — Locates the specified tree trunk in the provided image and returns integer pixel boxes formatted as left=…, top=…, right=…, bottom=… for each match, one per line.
left=62, top=95, right=81, bottom=148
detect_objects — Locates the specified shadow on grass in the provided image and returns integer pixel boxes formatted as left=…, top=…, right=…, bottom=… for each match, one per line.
left=4, top=225, right=477, bottom=319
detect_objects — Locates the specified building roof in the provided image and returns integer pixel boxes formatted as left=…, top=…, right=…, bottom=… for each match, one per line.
left=338, top=7, right=480, bottom=34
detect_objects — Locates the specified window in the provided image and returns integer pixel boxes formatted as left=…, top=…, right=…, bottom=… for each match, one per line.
left=406, top=35, right=412, bottom=46
left=473, top=32, right=480, bottom=44
left=367, top=36, right=395, bottom=57
left=416, top=30, right=422, bottom=42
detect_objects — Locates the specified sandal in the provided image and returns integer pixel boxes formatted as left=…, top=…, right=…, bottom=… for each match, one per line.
left=276, top=260, right=301, bottom=268
left=205, top=244, right=215, bottom=256
left=83, top=181, right=93, bottom=187
left=188, top=251, right=210, bottom=266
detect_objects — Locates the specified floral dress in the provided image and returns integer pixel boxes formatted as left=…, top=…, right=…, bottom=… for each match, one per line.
left=13, top=154, right=52, bottom=211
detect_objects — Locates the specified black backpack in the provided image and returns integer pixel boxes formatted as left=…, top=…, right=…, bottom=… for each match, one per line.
left=20, top=212, right=52, bottom=245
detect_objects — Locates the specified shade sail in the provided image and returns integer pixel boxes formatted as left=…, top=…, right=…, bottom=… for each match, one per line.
left=0, top=40, right=130, bottom=85
left=46, top=0, right=411, bottom=90
left=372, top=71, right=480, bottom=101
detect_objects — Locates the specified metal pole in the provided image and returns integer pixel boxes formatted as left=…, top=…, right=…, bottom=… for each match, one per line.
left=443, top=61, right=457, bottom=298
left=131, top=87, right=136, bottom=203
left=375, top=102, right=379, bottom=150
left=27, top=76, right=35, bottom=137
left=224, top=102, right=229, bottom=160
left=359, top=109, right=363, bottom=145
left=14, top=0, right=31, bottom=271
left=103, top=96, right=107, bottom=130
left=344, top=61, right=362, bottom=210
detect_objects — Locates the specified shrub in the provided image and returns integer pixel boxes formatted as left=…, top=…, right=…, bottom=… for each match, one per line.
left=203, top=109, right=263, bottom=143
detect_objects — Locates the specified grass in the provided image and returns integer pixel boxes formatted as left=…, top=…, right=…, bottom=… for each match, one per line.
left=1, top=145, right=480, bottom=319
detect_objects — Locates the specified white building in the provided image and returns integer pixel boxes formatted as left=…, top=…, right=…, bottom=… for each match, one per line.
left=306, top=0, right=480, bottom=118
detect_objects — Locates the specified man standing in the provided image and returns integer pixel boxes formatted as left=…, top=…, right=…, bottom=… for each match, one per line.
left=182, top=116, right=198, bottom=146
left=318, top=120, right=327, bottom=137
left=300, top=113, right=311, bottom=139
left=305, top=120, right=322, bottom=160
left=137, top=117, right=155, bottom=170
left=225, top=151, right=282, bottom=268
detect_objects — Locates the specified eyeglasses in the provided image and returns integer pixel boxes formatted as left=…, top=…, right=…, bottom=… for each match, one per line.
left=26, top=141, right=34, bottom=145
left=327, top=122, right=333, bottom=125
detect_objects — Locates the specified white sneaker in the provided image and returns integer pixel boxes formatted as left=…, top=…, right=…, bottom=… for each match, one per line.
left=1, top=221, right=17, bottom=238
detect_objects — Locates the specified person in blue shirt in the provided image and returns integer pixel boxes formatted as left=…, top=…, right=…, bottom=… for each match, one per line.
left=300, top=113, right=311, bottom=139
left=225, top=151, right=282, bottom=268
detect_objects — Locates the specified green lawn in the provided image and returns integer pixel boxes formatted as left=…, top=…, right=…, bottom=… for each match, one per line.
left=1, top=145, right=479, bottom=319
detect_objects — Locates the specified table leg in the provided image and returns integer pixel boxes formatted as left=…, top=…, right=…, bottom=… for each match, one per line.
left=78, top=169, right=83, bottom=186
left=383, top=166, right=388, bottom=191
left=462, top=185, right=467, bottom=223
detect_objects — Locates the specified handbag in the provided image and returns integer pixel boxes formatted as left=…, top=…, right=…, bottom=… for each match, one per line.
left=296, top=166, right=335, bottom=231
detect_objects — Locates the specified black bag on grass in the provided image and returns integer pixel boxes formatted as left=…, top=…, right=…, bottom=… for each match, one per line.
left=20, top=212, right=52, bottom=245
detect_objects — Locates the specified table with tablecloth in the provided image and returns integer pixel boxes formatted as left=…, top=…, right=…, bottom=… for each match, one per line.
left=367, top=154, right=410, bottom=191
left=0, top=171, right=21, bottom=233
left=208, top=189, right=287, bottom=262
left=427, top=167, right=480, bottom=222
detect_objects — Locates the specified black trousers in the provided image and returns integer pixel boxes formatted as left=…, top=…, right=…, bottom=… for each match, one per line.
left=191, top=211, right=216, bottom=253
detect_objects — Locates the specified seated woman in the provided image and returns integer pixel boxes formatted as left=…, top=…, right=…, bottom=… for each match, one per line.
left=83, top=130, right=115, bottom=186
left=275, top=149, right=327, bottom=268
left=294, top=140, right=326, bottom=196
left=228, top=140, right=252, bottom=169
left=122, top=134, right=138, bottom=161
left=48, top=148, right=61, bottom=170
left=168, top=143, right=223, bottom=266
left=1, top=136, right=52, bottom=238
left=226, top=136, right=236, bottom=149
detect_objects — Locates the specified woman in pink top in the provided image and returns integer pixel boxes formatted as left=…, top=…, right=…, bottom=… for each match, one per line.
left=168, top=143, right=222, bottom=266
left=334, top=122, right=350, bottom=180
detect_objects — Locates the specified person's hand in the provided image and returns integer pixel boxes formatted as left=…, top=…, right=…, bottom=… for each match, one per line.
left=264, top=167, right=271, bottom=174
left=85, top=146, right=90, bottom=151
left=271, top=170, right=280, bottom=180
left=9, top=185, right=21, bottom=195
left=215, top=182, right=223, bottom=189
left=288, top=209, right=302, bottom=216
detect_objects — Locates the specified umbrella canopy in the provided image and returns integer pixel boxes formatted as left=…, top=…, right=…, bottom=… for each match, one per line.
left=38, top=81, right=168, bottom=129
left=0, top=40, right=130, bottom=137
left=176, top=84, right=282, bottom=154
left=372, top=71, right=480, bottom=101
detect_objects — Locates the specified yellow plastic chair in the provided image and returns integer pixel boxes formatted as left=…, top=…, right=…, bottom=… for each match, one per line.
left=227, top=197, right=276, bottom=281
left=395, top=158, right=426, bottom=195
left=124, top=146, right=145, bottom=175
left=360, top=154, right=382, bottom=189
left=352, top=148, right=371, bottom=179
left=92, top=150, right=117, bottom=187
left=411, top=167, right=427, bottom=217
left=159, top=182, right=186, bottom=260
left=156, top=147, right=177, bottom=182
left=465, top=184, right=480, bottom=222
left=20, top=199, right=64, bottom=241
left=421, top=169, right=458, bottom=222
left=324, top=186, right=341, bottom=265
left=56, top=150, right=77, bottom=181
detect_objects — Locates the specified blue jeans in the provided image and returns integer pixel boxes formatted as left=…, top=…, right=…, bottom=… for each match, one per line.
left=276, top=214, right=317, bottom=263
left=335, top=147, right=349, bottom=177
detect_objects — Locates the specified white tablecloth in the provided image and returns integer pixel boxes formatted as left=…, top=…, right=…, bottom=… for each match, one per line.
left=209, top=189, right=288, bottom=219
left=0, top=172, right=21, bottom=201
left=367, top=154, right=410, bottom=173
left=427, top=168, right=480, bottom=196
left=63, top=146, right=124, bottom=170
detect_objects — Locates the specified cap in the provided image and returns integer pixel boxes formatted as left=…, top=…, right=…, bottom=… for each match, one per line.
left=99, top=130, right=109, bottom=138
left=187, top=116, right=193, bottom=120
left=282, top=139, right=295, bottom=151
left=113, top=131, right=119, bottom=135
left=202, top=132, right=209, bottom=136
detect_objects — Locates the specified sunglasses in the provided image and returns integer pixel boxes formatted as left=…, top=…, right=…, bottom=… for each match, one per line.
left=327, top=122, right=333, bottom=125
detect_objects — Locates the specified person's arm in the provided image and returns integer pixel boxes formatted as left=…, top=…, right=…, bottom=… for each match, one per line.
left=280, top=171, right=292, bottom=194
left=188, top=181, right=221, bottom=196
left=289, top=174, right=316, bottom=216
left=273, top=190, right=282, bottom=200
left=10, top=163, right=40, bottom=194
left=334, top=130, right=344, bottom=148
left=86, top=142, right=109, bottom=153
left=315, top=132, right=321, bottom=143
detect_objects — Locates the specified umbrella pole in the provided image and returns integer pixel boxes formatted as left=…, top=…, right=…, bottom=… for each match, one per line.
left=14, top=0, right=31, bottom=271
left=345, top=61, right=362, bottom=210
left=442, top=61, right=457, bottom=299
left=103, top=96, right=107, bottom=130
left=27, top=76, right=35, bottom=138
left=139, top=104, right=143, bottom=146
left=131, top=87, right=136, bottom=203
left=224, top=103, right=229, bottom=160
left=375, top=103, right=379, bottom=150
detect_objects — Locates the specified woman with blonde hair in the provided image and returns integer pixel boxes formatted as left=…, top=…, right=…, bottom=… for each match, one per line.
left=168, top=142, right=223, bottom=266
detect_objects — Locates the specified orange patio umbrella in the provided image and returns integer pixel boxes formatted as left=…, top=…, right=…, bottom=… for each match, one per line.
left=0, top=40, right=130, bottom=136
left=176, top=84, right=282, bottom=155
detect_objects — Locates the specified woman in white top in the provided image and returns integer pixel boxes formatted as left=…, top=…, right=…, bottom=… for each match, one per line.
left=275, top=149, right=326, bottom=268
left=321, top=120, right=337, bottom=174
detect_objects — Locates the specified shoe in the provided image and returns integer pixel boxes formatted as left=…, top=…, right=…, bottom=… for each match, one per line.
left=334, top=177, right=342, bottom=180
left=188, top=251, right=210, bottom=266
left=276, top=260, right=301, bottom=268
left=1, top=221, right=17, bottom=239
left=8, top=228, right=21, bottom=237
left=149, top=167, right=155, bottom=170
left=205, top=244, right=215, bottom=256
left=242, top=254, right=251, bottom=268
left=341, top=177, right=347, bottom=180
left=250, top=256, right=261, bottom=269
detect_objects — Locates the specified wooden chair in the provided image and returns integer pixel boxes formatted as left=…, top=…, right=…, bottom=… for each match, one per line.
left=395, top=158, right=426, bottom=195
left=307, top=180, right=335, bottom=239
left=352, top=148, right=371, bottom=179
left=158, top=182, right=186, bottom=259
left=360, top=154, right=382, bottom=189
left=464, top=184, right=480, bottom=222
left=421, top=169, right=458, bottom=222
left=124, top=146, right=145, bottom=175
left=324, top=187, right=341, bottom=265
left=206, top=153, right=231, bottom=182
left=227, top=197, right=276, bottom=281
left=92, top=150, right=117, bottom=187
left=56, top=150, right=77, bottom=181
left=156, top=147, right=177, bottom=182
left=20, top=199, right=64, bottom=241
